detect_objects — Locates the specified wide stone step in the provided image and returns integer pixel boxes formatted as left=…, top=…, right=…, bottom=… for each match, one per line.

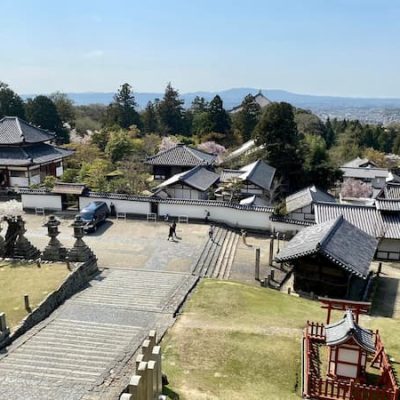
left=0, top=366, right=96, bottom=383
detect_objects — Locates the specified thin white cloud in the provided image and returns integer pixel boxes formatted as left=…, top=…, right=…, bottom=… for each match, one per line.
left=84, top=50, right=104, bottom=59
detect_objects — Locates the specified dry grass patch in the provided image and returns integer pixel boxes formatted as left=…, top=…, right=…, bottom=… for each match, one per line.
left=162, top=280, right=400, bottom=400
left=0, top=261, right=69, bottom=329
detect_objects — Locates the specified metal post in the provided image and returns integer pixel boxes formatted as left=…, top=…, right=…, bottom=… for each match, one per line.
left=270, top=269, right=275, bottom=281
left=255, top=248, right=260, bottom=281
left=0, top=313, right=7, bottom=332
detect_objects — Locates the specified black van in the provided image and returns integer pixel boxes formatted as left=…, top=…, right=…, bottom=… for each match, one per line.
left=80, top=201, right=109, bottom=232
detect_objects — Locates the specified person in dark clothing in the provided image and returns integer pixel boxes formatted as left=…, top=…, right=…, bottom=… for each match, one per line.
left=167, top=224, right=174, bottom=241
left=172, top=221, right=177, bottom=239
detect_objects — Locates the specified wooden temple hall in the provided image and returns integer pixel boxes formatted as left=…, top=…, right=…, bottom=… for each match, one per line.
left=0, top=117, right=73, bottom=188
left=275, top=216, right=378, bottom=300
left=303, top=298, right=399, bottom=399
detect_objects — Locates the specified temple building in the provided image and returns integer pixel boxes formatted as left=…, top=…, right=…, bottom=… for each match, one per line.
left=303, top=299, right=399, bottom=400
left=275, top=216, right=378, bottom=299
left=145, top=144, right=217, bottom=180
left=0, top=117, right=73, bottom=188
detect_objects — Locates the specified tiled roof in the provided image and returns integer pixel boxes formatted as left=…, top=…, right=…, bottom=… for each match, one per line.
left=341, top=166, right=389, bottom=180
left=240, top=195, right=270, bottom=207
left=275, top=216, right=377, bottom=278
left=220, top=169, right=243, bottom=182
left=375, top=199, right=400, bottom=212
left=315, top=203, right=383, bottom=237
left=52, top=183, right=88, bottom=195
left=155, top=166, right=220, bottom=192
left=325, top=310, right=375, bottom=353
left=0, top=143, right=73, bottom=166
left=286, top=185, right=336, bottom=213
left=342, top=157, right=376, bottom=168
left=0, top=117, right=55, bottom=144
left=380, top=182, right=400, bottom=199
left=230, top=92, right=272, bottom=113
left=145, top=144, right=216, bottom=167
left=270, top=215, right=315, bottom=226
left=221, top=160, right=276, bottom=191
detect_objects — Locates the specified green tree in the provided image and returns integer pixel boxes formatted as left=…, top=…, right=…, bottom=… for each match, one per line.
left=233, top=94, right=261, bottom=141
left=208, top=95, right=231, bottom=135
left=157, top=83, right=185, bottom=134
left=104, top=83, right=142, bottom=129
left=0, top=82, right=26, bottom=119
left=142, top=101, right=159, bottom=133
left=105, top=130, right=134, bottom=163
left=253, top=102, right=304, bottom=191
left=303, top=134, right=342, bottom=189
left=25, top=95, right=69, bottom=143
left=49, top=92, right=75, bottom=125
left=324, top=118, right=336, bottom=148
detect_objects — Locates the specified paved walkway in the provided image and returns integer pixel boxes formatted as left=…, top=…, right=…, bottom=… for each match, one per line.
left=22, top=215, right=208, bottom=271
left=0, top=216, right=209, bottom=400
left=0, top=268, right=198, bottom=400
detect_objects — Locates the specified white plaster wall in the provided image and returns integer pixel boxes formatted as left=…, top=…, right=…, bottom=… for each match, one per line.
left=30, top=175, right=41, bottom=185
left=269, top=220, right=306, bottom=235
left=9, top=177, right=29, bottom=187
left=21, top=194, right=62, bottom=210
left=56, top=165, right=63, bottom=177
left=336, top=363, right=357, bottom=379
left=158, top=203, right=271, bottom=230
left=79, top=196, right=151, bottom=214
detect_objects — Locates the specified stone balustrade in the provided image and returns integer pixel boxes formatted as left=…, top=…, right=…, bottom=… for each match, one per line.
left=120, top=330, right=165, bottom=400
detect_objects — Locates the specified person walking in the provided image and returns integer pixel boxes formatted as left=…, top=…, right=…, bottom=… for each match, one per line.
left=167, top=224, right=174, bottom=241
left=172, top=221, right=178, bottom=239
left=208, top=225, right=214, bottom=242
left=204, top=209, right=210, bottom=223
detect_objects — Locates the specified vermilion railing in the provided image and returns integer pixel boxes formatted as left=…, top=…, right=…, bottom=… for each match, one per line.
left=303, top=323, right=400, bottom=400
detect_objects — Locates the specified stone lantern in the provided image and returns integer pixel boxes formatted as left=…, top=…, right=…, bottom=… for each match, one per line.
left=42, top=215, right=67, bottom=261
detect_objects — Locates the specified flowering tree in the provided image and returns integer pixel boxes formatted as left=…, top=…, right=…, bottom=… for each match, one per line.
left=159, top=136, right=178, bottom=152
left=341, top=178, right=373, bottom=198
left=197, top=141, right=227, bottom=162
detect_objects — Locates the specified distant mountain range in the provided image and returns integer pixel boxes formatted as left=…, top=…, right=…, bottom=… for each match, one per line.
left=22, top=88, right=400, bottom=110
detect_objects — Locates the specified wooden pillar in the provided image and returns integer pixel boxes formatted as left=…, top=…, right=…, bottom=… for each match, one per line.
left=24, top=294, right=31, bottom=312
left=269, top=236, right=274, bottom=266
left=255, top=248, right=260, bottom=281
left=136, top=362, right=148, bottom=399
left=0, top=313, right=7, bottom=332
left=377, top=262, right=382, bottom=276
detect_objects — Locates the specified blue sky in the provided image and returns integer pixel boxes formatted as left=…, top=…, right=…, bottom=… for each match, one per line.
left=1, top=0, right=399, bottom=97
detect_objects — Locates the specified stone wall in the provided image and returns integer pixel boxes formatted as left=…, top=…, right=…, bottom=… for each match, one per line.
left=1, top=258, right=98, bottom=349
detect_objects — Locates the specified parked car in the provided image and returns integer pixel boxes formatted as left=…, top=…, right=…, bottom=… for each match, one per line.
left=79, top=201, right=109, bottom=232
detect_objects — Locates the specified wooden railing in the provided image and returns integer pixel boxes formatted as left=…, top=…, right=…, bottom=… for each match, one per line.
left=304, top=325, right=400, bottom=400
left=306, top=321, right=326, bottom=340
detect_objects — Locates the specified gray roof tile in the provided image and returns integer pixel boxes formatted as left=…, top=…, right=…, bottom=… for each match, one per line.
left=0, top=143, right=73, bottom=166
left=0, top=117, right=55, bottom=144
left=286, top=185, right=336, bottom=213
left=221, top=160, right=276, bottom=191
left=325, top=310, right=375, bottom=353
left=275, top=216, right=377, bottom=278
left=155, top=165, right=220, bottom=192
left=145, top=144, right=216, bottom=166
left=315, top=202, right=400, bottom=239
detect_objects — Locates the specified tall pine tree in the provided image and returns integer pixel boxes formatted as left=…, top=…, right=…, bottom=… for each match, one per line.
left=233, top=94, right=260, bottom=141
left=105, top=83, right=142, bottom=129
left=254, top=102, right=304, bottom=191
left=142, top=101, right=159, bottom=133
left=157, top=83, right=185, bottom=134
left=208, top=95, right=231, bottom=134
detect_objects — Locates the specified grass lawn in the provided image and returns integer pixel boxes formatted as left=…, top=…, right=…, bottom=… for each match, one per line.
left=0, top=261, right=70, bottom=329
left=162, top=280, right=400, bottom=400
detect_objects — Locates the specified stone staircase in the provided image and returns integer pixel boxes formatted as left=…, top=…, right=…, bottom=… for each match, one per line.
left=192, top=226, right=240, bottom=279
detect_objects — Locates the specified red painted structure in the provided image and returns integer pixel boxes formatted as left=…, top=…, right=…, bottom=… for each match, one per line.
left=303, top=299, right=399, bottom=400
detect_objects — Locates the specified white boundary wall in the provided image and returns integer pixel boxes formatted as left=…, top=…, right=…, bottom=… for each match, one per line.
left=79, top=196, right=151, bottom=215
left=21, top=193, right=62, bottom=211
left=158, top=202, right=272, bottom=230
